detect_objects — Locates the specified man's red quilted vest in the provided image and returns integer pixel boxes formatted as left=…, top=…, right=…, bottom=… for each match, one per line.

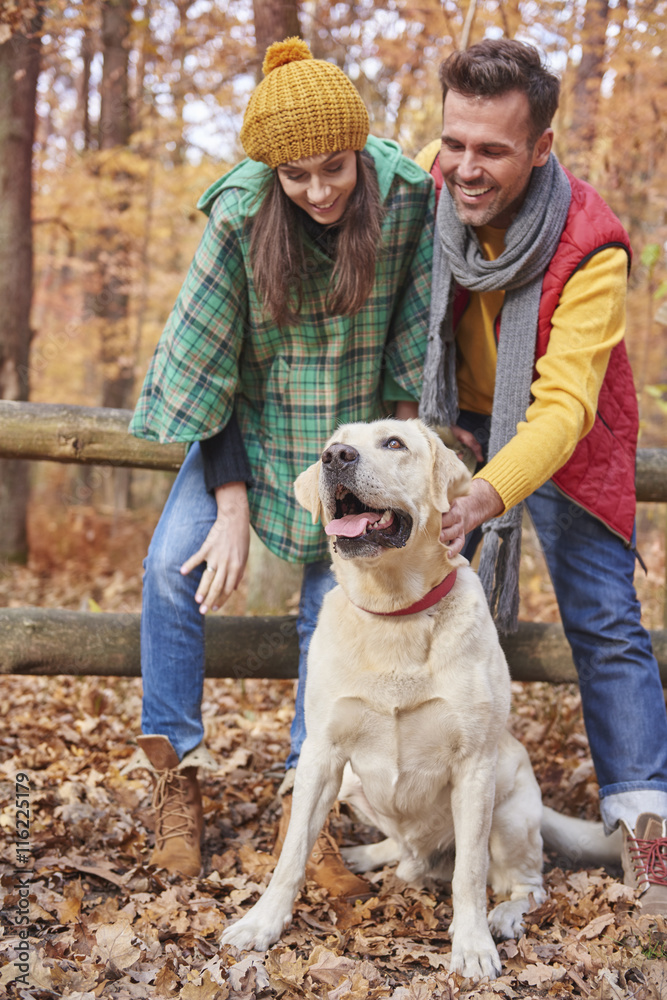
left=430, top=155, right=636, bottom=543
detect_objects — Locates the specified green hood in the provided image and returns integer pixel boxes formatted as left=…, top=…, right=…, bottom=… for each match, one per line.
left=196, top=135, right=427, bottom=217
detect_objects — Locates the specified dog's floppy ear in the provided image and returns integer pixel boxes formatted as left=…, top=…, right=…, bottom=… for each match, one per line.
left=294, top=461, right=322, bottom=525
left=430, top=435, right=472, bottom=512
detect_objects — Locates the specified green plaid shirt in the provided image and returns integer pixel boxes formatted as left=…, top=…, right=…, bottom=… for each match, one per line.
left=131, top=136, right=434, bottom=562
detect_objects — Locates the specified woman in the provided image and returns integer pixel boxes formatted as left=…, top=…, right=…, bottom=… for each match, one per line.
left=130, top=38, right=434, bottom=879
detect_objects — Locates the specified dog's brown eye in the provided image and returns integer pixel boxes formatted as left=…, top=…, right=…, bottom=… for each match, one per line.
left=384, top=437, right=406, bottom=450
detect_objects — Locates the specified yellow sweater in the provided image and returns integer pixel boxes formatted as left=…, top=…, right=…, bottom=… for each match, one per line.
left=414, top=142, right=628, bottom=513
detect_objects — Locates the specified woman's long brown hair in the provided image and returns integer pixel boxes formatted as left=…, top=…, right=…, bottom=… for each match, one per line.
left=249, top=151, right=384, bottom=327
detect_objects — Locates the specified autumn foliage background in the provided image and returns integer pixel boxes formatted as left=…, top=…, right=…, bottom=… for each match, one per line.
left=1, top=1, right=667, bottom=997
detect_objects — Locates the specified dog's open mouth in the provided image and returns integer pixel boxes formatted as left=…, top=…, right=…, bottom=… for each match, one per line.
left=324, top=485, right=412, bottom=556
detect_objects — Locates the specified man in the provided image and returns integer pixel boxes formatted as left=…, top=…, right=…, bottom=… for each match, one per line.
left=417, top=38, right=667, bottom=916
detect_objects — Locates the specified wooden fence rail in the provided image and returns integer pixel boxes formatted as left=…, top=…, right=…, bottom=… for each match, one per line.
left=1, top=400, right=666, bottom=681
left=2, top=608, right=666, bottom=684
left=0, top=400, right=185, bottom=471
left=1, top=400, right=667, bottom=500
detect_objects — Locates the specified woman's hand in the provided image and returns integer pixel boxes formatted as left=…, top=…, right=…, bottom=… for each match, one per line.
left=449, top=424, right=484, bottom=464
left=180, top=481, right=250, bottom=614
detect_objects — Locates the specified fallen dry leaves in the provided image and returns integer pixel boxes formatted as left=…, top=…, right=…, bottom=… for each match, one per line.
left=1, top=508, right=666, bottom=998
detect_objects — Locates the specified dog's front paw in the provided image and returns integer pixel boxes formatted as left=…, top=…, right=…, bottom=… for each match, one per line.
left=488, top=899, right=529, bottom=941
left=449, top=930, right=502, bottom=981
left=340, top=845, right=370, bottom=873
left=220, top=906, right=292, bottom=953
left=341, top=837, right=400, bottom=873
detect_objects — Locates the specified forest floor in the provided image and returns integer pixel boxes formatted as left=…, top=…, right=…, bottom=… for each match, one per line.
left=1, top=502, right=667, bottom=999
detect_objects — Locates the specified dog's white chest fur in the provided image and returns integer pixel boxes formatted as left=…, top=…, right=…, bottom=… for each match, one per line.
left=331, top=694, right=465, bottom=795
left=308, top=569, right=509, bottom=745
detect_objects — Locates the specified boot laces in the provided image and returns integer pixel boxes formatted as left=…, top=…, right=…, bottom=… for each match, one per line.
left=310, top=829, right=342, bottom=864
left=153, top=769, right=197, bottom=847
left=628, top=834, right=667, bottom=889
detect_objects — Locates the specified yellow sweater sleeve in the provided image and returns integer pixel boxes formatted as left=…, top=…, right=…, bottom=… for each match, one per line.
left=476, top=246, right=629, bottom=512
left=414, top=139, right=441, bottom=173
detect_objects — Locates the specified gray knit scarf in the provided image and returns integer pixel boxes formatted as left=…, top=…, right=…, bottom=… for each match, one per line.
left=420, top=153, right=572, bottom=633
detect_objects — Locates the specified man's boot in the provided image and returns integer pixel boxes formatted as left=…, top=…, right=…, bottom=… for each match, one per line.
left=136, top=735, right=208, bottom=878
left=621, top=812, right=667, bottom=917
left=274, top=771, right=371, bottom=899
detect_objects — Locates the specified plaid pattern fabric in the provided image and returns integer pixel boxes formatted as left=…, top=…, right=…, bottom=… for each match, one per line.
left=131, top=140, right=434, bottom=562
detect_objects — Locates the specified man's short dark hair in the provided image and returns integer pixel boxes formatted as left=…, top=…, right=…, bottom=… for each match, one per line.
left=439, top=39, right=560, bottom=139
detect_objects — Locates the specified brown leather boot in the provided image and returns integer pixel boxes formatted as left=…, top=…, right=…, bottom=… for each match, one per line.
left=621, top=812, right=667, bottom=917
left=136, top=735, right=204, bottom=878
left=275, top=785, right=371, bottom=900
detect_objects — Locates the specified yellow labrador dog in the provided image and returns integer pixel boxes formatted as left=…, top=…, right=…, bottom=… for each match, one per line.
left=221, top=419, right=544, bottom=980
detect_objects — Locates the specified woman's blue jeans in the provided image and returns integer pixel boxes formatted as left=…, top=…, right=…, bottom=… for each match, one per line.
left=459, top=410, right=667, bottom=831
left=140, top=442, right=335, bottom=766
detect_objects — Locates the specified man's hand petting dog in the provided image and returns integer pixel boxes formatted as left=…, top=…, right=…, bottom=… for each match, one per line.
left=439, top=477, right=504, bottom=556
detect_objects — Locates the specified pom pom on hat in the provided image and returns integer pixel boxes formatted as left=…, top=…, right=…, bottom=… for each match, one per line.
left=241, top=37, right=369, bottom=168
left=262, top=37, right=312, bottom=75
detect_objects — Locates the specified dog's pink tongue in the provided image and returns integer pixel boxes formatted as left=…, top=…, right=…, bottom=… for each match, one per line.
left=325, top=511, right=382, bottom=537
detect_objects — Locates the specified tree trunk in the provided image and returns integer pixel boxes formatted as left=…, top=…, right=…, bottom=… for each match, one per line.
left=100, top=0, right=132, bottom=148
left=460, top=0, right=478, bottom=51
left=171, top=0, right=196, bottom=165
left=134, top=0, right=153, bottom=115
left=569, top=0, right=610, bottom=180
left=0, top=9, right=43, bottom=562
left=79, top=26, right=94, bottom=151
left=252, top=0, right=301, bottom=81
left=95, top=0, right=134, bottom=509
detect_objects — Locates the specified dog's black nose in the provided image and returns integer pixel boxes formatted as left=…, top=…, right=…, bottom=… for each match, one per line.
left=321, top=443, right=359, bottom=471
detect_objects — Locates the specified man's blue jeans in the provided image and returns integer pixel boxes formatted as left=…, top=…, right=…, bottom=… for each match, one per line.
left=141, top=442, right=335, bottom=765
left=458, top=410, right=667, bottom=831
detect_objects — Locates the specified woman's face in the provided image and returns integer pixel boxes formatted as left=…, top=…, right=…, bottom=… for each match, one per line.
left=276, top=149, right=357, bottom=224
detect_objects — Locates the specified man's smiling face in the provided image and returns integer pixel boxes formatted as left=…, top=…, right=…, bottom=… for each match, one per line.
left=439, top=88, right=553, bottom=229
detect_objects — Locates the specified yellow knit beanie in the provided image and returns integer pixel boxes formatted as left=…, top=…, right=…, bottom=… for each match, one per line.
left=240, top=38, right=370, bottom=168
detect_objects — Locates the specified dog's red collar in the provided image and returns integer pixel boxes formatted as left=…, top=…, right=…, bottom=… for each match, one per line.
left=355, top=569, right=458, bottom=617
